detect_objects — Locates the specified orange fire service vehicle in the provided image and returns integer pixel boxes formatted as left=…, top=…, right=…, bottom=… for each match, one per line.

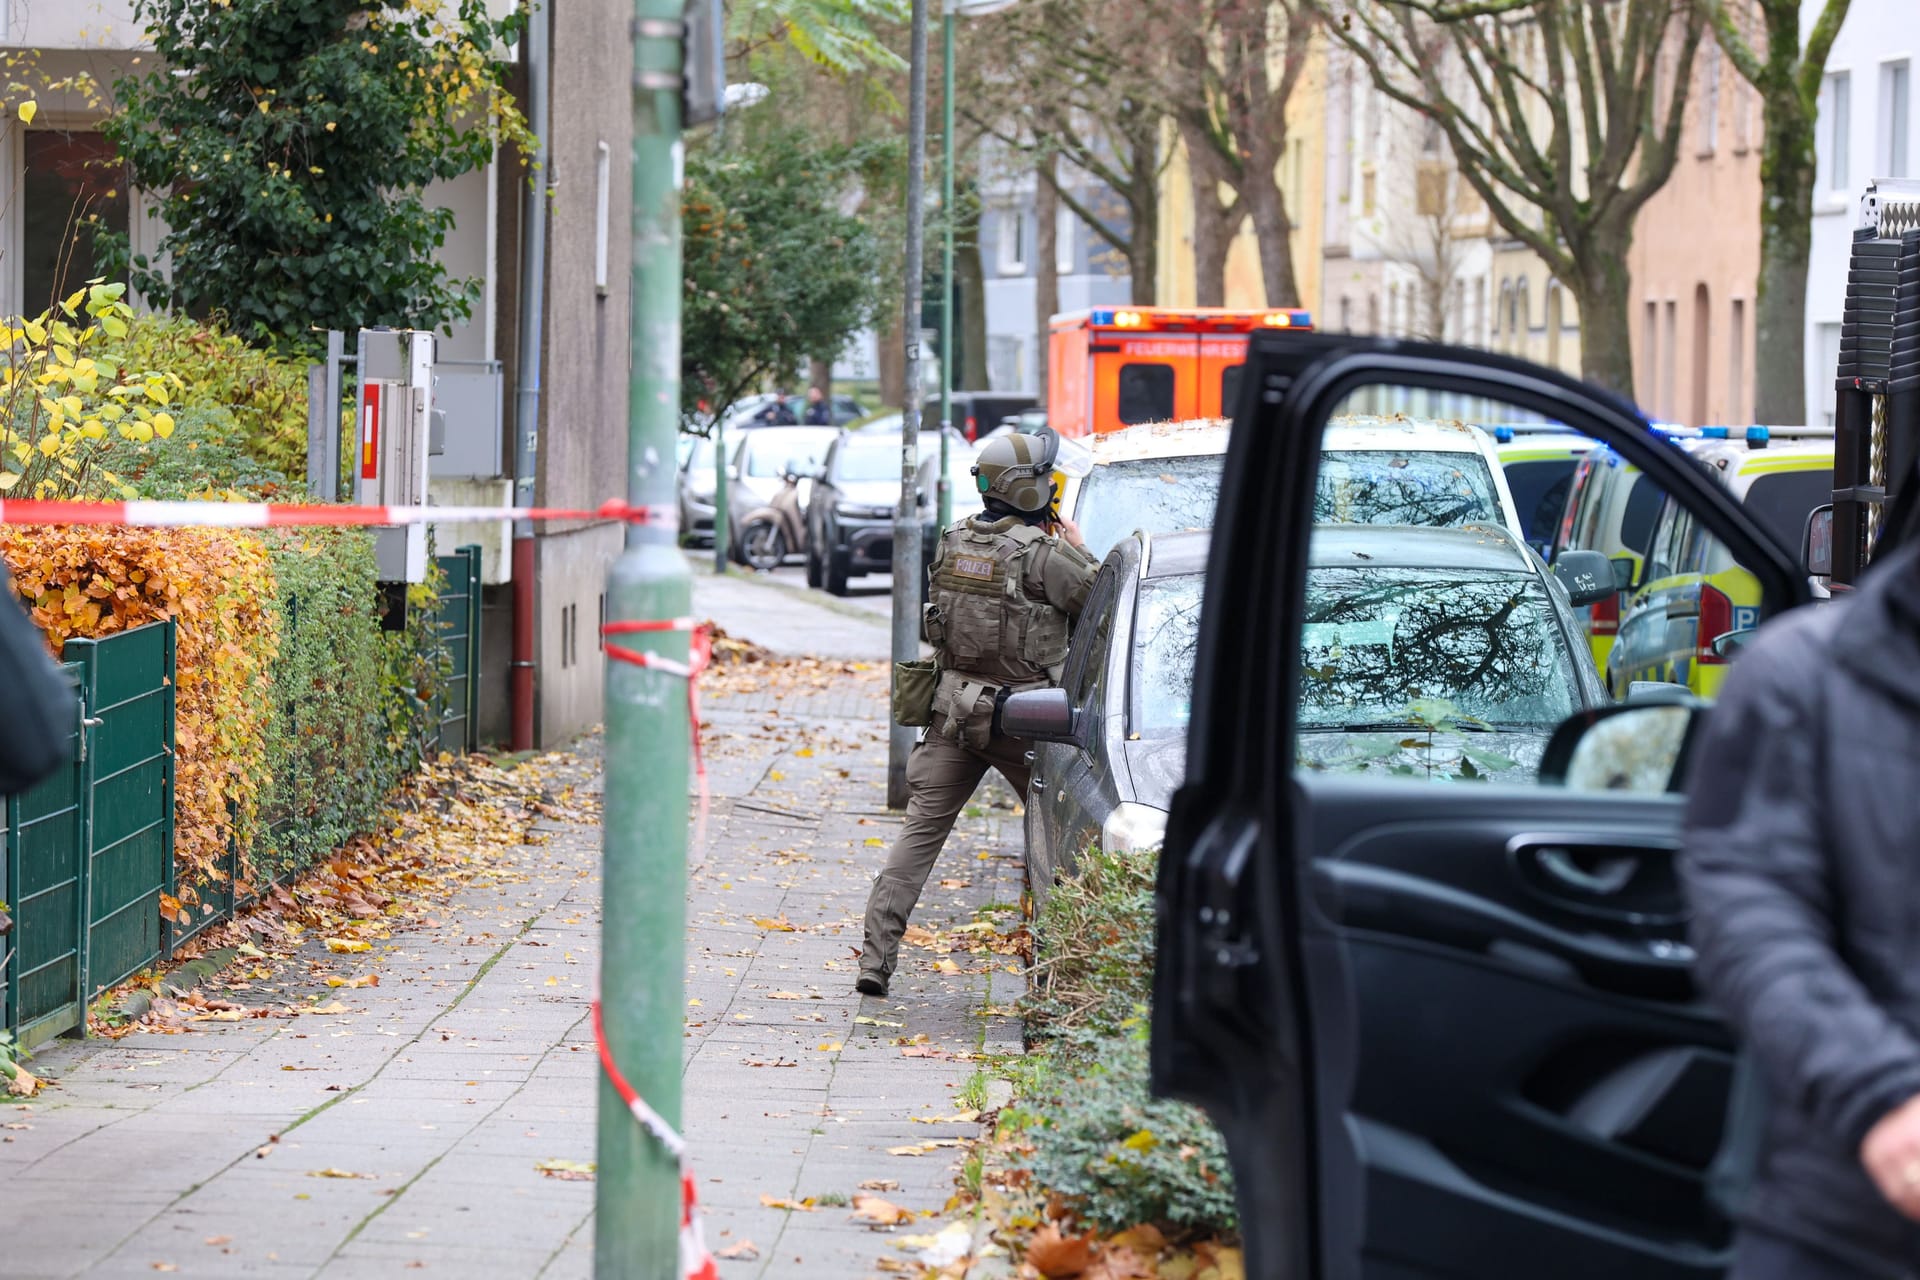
left=1046, top=306, right=1313, bottom=438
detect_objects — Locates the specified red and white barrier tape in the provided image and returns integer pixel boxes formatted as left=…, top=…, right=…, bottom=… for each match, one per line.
left=603, top=617, right=712, bottom=839
left=592, top=999, right=718, bottom=1280
left=0, top=497, right=675, bottom=528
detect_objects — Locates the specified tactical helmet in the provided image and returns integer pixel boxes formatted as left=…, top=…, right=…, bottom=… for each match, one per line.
left=972, top=430, right=1059, bottom=515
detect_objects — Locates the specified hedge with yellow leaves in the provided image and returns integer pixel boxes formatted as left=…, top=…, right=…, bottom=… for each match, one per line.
left=0, top=526, right=278, bottom=897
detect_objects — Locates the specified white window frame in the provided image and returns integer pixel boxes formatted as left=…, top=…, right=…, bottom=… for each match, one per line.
left=996, top=206, right=1026, bottom=276
left=1881, top=60, right=1911, bottom=180
left=1823, top=71, right=1851, bottom=194
left=593, top=140, right=611, bottom=295
left=1054, top=204, right=1075, bottom=275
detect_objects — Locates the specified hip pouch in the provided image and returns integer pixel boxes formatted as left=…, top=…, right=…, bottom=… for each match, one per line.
left=933, top=669, right=999, bottom=750
left=892, top=658, right=939, bottom=728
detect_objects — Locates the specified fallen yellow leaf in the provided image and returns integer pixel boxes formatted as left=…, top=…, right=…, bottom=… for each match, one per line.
left=307, top=1168, right=374, bottom=1179
left=324, top=938, right=370, bottom=954
left=751, top=916, right=798, bottom=932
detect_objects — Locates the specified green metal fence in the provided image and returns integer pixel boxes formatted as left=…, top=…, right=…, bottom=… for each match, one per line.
left=434, top=545, right=482, bottom=755
left=2, top=558, right=486, bottom=1048
left=2, top=621, right=176, bottom=1050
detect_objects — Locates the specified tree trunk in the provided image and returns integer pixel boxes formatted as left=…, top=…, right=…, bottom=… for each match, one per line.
left=1571, top=237, right=1637, bottom=398
left=1123, top=103, right=1159, bottom=306
left=1754, top=91, right=1815, bottom=425
left=958, top=209, right=989, bottom=391
left=809, top=357, right=832, bottom=396
left=1181, top=121, right=1234, bottom=308
left=878, top=309, right=906, bottom=408
left=1244, top=137, right=1300, bottom=308
left=1034, top=158, right=1059, bottom=399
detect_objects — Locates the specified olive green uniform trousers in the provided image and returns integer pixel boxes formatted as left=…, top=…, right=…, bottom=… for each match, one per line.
left=859, top=727, right=1031, bottom=985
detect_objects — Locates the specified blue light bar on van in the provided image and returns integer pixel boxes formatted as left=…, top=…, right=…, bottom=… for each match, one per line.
left=1745, top=425, right=1770, bottom=444
left=1090, top=309, right=1114, bottom=325
left=1493, top=426, right=1514, bottom=443
left=1699, top=426, right=1729, bottom=438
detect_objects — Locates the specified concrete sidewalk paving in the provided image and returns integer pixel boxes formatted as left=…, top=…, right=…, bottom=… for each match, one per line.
left=1, top=566, right=1021, bottom=1279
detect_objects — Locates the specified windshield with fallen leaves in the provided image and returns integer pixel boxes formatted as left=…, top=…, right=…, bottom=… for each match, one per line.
left=1316, top=450, right=1502, bottom=528
left=1299, top=566, right=1577, bottom=731
left=1075, top=455, right=1226, bottom=555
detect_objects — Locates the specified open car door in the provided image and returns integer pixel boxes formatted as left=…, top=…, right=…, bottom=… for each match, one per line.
left=1149, top=333, right=1811, bottom=1280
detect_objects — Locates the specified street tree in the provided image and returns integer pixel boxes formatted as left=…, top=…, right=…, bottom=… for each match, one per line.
left=100, top=0, right=527, bottom=355
left=1318, top=0, right=1705, bottom=396
left=680, top=127, right=890, bottom=421
left=960, top=0, right=1167, bottom=305
left=1165, top=0, right=1318, bottom=307
left=1707, top=0, right=1850, bottom=424
left=730, top=0, right=910, bottom=75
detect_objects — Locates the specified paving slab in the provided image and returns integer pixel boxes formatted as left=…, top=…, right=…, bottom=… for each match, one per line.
left=0, top=564, right=1018, bottom=1278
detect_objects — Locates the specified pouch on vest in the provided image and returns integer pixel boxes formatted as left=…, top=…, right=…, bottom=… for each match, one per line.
left=934, top=669, right=997, bottom=750
left=892, top=658, right=938, bottom=728
left=922, top=601, right=947, bottom=650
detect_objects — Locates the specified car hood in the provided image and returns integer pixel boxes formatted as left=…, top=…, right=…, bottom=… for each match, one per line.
left=1120, top=737, right=1187, bottom=810
left=1294, top=728, right=1549, bottom=782
left=831, top=480, right=898, bottom=509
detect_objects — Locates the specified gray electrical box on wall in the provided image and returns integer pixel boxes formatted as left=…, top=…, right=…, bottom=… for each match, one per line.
left=353, top=329, right=436, bottom=584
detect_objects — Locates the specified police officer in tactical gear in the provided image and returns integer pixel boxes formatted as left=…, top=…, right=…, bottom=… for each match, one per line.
left=858, top=430, right=1098, bottom=997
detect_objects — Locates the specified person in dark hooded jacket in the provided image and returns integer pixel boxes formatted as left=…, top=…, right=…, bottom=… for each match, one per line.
left=1682, top=539, right=1920, bottom=1279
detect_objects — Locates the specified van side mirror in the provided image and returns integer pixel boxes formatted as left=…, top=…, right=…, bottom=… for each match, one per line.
left=1803, top=504, right=1833, bottom=578
left=999, top=687, right=1079, bottom=743
left=1552, top=550, right=1616, bottom=608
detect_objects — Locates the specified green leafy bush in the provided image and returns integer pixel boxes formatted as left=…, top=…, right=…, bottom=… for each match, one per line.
left=1024, top=844, right=1157, bottom=1040
left=1021, top=1021, right=1239, bottom=1234
left=122, top=407, right=292, bottom=499
left=103, top=314, right=310, bottom=481
left=252, top=529, right=401, bottom=881
left=1013, top=844, right=1240, bottom=1235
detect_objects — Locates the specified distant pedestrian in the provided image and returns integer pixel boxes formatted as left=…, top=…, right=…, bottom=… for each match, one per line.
left=803, top=386, right=832, bottom=425
left=858, top=430, right=1095, bottom=997
left=757, top=392, right=798, bottom=426
left=1682, top=539, right=1920, bottom=1279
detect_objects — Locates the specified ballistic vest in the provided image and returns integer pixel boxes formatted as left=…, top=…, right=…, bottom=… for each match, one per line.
left=923, top=517, right=1070, bottom=689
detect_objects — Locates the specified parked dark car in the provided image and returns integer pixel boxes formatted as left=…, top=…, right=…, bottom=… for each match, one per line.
left=1140, top=329, right=1814, bottom=1280
left=924, top=392, right=1038, bottom=443
left=1011, top=523, right=1609, bottom=907
left=805, top=427, right=963, bottom=594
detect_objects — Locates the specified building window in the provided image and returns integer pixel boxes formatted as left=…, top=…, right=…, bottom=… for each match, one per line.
left=1361, top=165, right=1377, bottom=218
left=1882, top=60, right=1911, bottom=179
left=997, top=208, right=1026, bottom=275
left=1700, top=41, right=1720, bottom=155
left=1367, top=292, right=1380, bottom=334
left=1823, top=71, right=1851, bottom=192
left=1691, top=282, right=1711, bottom=427
left=1643, top=300, right=1660, bottom=410
left=1729, top=298, right=1746, bottom=424
left=1663, top=299, right=1678, bottom=421
left=1339, top=294, right=1353, bottom=331
left=593, top=140, right=612, bottom=294
left=22, top=131, right=129, bottom=318
left=1055, top=205, right=1076, bottom=275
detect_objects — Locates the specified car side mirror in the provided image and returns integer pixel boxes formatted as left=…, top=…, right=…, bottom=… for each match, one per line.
left=1553, top=550, right=1616, bottom=608
left=999, top=687, right=1079, bottom=743
left=1538, top=700, right=1708, bottom=794
left=1610, top=555, right=1637, bottom=590
left=1803, top=503, right=1833, bottom=578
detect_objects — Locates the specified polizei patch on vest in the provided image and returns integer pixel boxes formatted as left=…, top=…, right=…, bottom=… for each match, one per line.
left=951, top=555, right=997, bottom=581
